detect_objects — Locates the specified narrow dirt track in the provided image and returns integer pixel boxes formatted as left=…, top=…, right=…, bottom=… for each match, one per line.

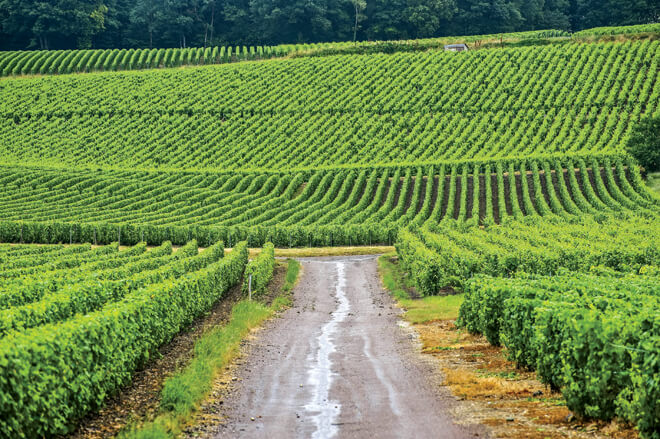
left=215, top=256, right=487, bottom=439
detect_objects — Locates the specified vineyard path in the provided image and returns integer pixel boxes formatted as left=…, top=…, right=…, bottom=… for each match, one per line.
left=213, top=255, right=487, bottom=439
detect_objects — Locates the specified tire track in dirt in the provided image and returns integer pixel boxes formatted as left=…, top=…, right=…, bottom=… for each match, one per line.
left=213, top=255, right=487, bottom=439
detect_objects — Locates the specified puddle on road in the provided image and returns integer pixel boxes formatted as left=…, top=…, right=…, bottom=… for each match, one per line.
left=304, top=262, right=350, bottom=439
left=361, top=332, right=402, bottom=417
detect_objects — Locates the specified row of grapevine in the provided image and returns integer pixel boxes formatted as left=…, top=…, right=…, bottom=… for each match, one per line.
left=0, top=157, right=654, bottom=243
left=242, top=242, right=276, bottom=296
left=395, top=211, right=659, bottom=436
left=0, top=156, right=658, bottom=234
left=0, top=40, right=657, bottom=172
left=2, top=23, right=653, bottom=79
left=0, top=239, right=248, bottom=437
left=285, top=29, right=571, bottom=58
left=573, top=23, right=660, bottom=37
left=0, top=28, right=572, bottom=79
left=0, top=45, right=289, bottom=77
left=458, top=273, right=659, bottom=438
left=395, top=213, right=659, bottom=295
left=3, top=41, right=656, bottom=117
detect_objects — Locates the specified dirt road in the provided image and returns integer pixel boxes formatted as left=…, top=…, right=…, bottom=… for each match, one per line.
left=215, top=256, right=486, bottom=439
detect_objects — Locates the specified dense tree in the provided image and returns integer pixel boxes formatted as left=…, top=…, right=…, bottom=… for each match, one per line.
left=569, top=0, right=659, bottom=29
left=0, top=0, right=657, bottom=50
left=627, top=116, right=660, bottom=172
left=448, top=0, right=524, bottom=35
left=405, top=0, right=457, bottom=38
left=351, top=0, right=367, bottom=42
left=129, top=0, right=163, bottom=48
left=0, top=0, right=109, bottom=49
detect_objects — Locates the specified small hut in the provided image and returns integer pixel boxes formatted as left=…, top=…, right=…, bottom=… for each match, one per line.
left=444, top=44, right=469, bottom=52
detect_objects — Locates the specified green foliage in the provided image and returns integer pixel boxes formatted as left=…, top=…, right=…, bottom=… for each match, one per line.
left=456, top=271, right=660, bottom=437
left=0, top=240, right=247, bottom=437
left=242, top=242, right=275, bottom=296
left=627, top=116, right=660, bottom=172
left=573, top=23, right=660, bottom=37
left=158, top=300, right=271, bottom=415
left=1, top=155, right=650, bottom=247
left=398, top=213, right=660, bottom=297
left=0, top=41, right=657, bottom=173
left=122, top=257, right=301, bottom=439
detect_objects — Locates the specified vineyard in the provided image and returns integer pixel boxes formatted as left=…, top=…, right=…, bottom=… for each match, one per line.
left=0, top=22, right=658, bottom=438
left=1, top=40, right=658, bottom=172
left=0, top=155, right=655, bottom=245
left=0, top=25, right=654, bottom=79
left=396, top=214, right=660, bottom=438
left=0, top=29, right=571, bottom=78
left=0, top=239, right=251, bottom=436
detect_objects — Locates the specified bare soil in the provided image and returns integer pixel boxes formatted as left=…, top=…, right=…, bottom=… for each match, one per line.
left=491, top=174, right=501, bottom=223
left=538, top=171, right=551, bottom=206
left=514, top=173, right=526, bottom=215
left=198, top=256, right=486, bottom=438
left=440, top=174, right=451, bottom=218
left=478, top=174, right=487, bottom=223
left=466, top=174, right=475, bottom=219
left=502, top=174, right=513, bottom=217
left=415, top=176, right=428, bottom=213
left=525, top=173, right=538, bottom=214
left=429, top=175, right=440, bottom=214
left=454, top=176, right=463, bottom=219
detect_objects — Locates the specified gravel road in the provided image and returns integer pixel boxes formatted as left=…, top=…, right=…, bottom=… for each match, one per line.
left=215, top=255, right=486, bottom=439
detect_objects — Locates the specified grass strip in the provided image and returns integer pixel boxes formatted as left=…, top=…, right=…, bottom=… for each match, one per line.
left=378, top=254, right=463, bottom=323
left=240, top=246, right=394, bottom=259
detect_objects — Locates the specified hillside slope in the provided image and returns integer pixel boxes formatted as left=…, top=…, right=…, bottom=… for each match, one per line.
left=0, top=40, right=658, bottom=173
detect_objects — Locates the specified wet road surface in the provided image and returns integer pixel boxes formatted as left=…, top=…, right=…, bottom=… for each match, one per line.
left=215, top=255, right=486, bottom=439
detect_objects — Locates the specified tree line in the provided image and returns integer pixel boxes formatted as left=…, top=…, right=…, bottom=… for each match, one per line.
left=0, top=0, right=658, bottom=51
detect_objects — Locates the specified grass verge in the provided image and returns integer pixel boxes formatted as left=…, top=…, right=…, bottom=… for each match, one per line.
left=120, top=258, right=300, bottom=439
left=378, top=254, right=462, bottom=323
left=236, top=246, right=394, bottom=259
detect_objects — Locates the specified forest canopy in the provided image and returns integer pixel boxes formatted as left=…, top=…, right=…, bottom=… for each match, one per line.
left=0, top=0, right=658, bottom=50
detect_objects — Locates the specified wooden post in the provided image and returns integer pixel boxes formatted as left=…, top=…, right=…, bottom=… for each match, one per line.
left=248, top=274, right=252, bottom=301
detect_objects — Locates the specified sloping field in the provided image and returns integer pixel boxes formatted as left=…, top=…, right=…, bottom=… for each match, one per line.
left=0, top=40, right=658, bottom=172
left=0, top=155, right=655, bottom=245
left=0, top=37, right=658, bottom=245
left=0, top=25, right=659, bottom=438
